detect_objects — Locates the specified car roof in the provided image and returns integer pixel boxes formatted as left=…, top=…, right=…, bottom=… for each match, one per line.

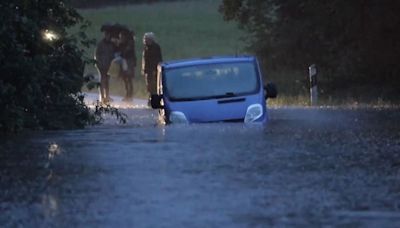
left=161, top=55, right=256, bottom=69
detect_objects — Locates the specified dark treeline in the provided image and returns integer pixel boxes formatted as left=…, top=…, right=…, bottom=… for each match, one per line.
left=220, top=0, right=400, bottom=101
left=68, top=0, right=191, bottom=8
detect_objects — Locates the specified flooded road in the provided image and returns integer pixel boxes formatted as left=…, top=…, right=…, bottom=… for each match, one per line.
left=1, top=104, right=400, bottom=227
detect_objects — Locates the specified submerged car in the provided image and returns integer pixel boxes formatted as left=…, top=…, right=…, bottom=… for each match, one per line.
left=151, top=56, right=277, bottom=124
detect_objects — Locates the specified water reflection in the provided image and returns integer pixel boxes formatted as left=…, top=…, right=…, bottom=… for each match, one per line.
left=41, top=193, right=59, bottom=217
left=44, top=143, right=63, bottom=171
left=48, top=143, right=62, bottom=160
left=1, top=107, right=399, bottom=227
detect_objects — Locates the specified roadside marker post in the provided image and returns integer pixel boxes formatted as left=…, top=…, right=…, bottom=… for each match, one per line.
left=309, top=64, right=318, bottom=106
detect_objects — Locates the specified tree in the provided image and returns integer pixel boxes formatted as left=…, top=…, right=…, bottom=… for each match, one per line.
left=219, top=0, right=400, bottom=99
left=0, top=0, right=97, bottom=132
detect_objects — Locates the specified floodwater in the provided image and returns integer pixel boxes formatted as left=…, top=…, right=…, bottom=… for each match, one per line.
left=1, top=99, right=400, bottom=227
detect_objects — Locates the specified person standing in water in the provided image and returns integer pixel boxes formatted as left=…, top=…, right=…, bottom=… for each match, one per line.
left=118, top=29, right=137, bottom=102
left=94, top=24, right=115, bottom=104
left=141, top=32, right=162, bottom=106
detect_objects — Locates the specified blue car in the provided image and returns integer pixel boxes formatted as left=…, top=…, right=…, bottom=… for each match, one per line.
left=151, top=56, right=277, bottom=124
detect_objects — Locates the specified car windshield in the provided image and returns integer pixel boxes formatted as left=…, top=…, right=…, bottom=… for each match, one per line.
left=164, top=61, right=259, bottom=101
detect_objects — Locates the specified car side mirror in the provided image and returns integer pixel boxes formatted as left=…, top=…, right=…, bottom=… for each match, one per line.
left=264, top=83, right=277, bottom=99
left=150, top=94, right=163, bottom=109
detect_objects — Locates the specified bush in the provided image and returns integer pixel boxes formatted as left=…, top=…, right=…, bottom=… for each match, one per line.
left=0, top=0, right=97, bottom=132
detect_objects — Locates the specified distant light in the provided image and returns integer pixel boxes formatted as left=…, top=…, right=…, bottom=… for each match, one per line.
left=43, top=29, right=58, bottom=41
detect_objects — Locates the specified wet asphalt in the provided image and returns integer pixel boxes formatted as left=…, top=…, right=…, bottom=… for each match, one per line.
left=1, top=106, right=400, bottom=227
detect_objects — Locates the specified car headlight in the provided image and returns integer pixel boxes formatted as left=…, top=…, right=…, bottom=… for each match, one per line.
left=169, top=111, right=189, bottom=124
left=244, top=104, right=263, bottom=123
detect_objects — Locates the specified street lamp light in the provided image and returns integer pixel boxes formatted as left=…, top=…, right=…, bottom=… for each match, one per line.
left=43, top=29, right=59, bottom=41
